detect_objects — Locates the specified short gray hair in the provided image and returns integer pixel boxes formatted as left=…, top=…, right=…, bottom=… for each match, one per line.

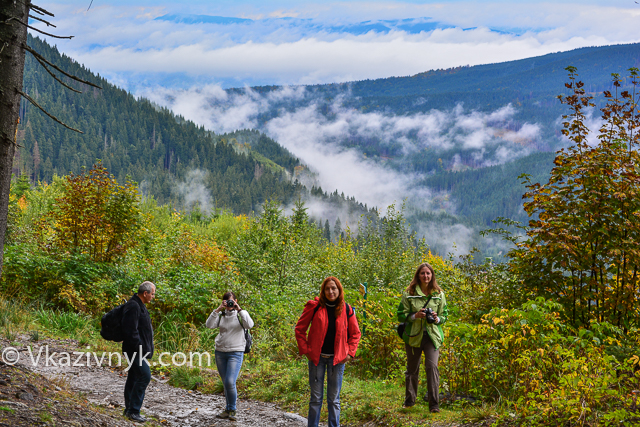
left=138, top=281, right=155, bottom=294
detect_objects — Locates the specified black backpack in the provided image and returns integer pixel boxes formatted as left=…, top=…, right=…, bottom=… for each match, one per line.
left=236, top=314, right=253, bottom=354
left=100, top=303, right=126, bottom=342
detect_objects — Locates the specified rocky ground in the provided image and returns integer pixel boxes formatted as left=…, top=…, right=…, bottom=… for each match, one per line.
left=1, top=334, right=308, bottom=426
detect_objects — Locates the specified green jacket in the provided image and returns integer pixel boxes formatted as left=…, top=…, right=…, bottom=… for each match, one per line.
left=397, top=287, right=448, bottom=349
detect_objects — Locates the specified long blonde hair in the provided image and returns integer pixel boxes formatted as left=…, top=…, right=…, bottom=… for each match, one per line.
left=406, top=263, right=442, bottom=296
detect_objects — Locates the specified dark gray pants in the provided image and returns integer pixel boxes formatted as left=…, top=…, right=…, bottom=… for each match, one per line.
left=404, top=331, right=439, bottom=410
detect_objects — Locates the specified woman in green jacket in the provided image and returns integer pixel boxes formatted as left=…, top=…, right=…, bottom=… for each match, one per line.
left=397, top=263, right=448, bottom=412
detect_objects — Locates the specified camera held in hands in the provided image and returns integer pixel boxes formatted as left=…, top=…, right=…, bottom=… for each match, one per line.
left=225, top=299, right=236, bottom=308
left=422, top=307, right=436, bottom=324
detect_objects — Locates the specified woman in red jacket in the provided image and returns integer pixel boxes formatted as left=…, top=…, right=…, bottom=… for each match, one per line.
left=295, top=276, right=361, bottom=427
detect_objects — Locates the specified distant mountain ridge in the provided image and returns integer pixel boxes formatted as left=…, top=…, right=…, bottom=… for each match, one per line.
left=248, top=42, right=640, bottom=125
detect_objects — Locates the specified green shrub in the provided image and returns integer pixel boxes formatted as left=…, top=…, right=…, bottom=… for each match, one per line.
left=350, top=289, right=405, bottom=380
left=442, top=297, right=640, bottom=425
left=168, top=366, right=205, bottom=391
left=35, top=308, right=94, bottom=337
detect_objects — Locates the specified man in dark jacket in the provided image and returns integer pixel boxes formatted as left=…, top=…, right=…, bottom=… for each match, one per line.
left=122, top=281, right=155, bottom=423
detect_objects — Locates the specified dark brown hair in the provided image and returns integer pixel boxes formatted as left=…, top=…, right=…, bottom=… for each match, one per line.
left=406, top=263, right=442, bottom=296
left=222, top=291, right=237, bottom=301
left=319, top=276, right=344, bottom=317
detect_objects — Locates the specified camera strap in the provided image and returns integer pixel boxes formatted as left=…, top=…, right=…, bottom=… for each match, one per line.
left=407, top=295, right=432, bottom=337
left=419, top=295, right=432, bottom=314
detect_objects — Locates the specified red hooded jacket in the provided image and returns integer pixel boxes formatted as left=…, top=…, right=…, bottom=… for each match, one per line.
left=295, top=297, right=361, bottom=366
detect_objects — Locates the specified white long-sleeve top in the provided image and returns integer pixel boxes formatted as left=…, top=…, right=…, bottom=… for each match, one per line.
left=205, top=309, right=254, bottom=353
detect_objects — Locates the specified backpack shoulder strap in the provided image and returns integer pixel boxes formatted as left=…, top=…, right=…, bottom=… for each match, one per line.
left=312, top=302, right=354, bottom=323
left=346, top=303, right=354, bottom=318
left=237, top=313, right=246, bottom=331
left=345, top=302, right=355, bottom=338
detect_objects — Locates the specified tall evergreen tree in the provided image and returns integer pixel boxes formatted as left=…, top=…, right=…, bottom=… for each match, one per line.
left=323, top=219, right=331, bottom=241
left=334, top=217, right=342, bottom=242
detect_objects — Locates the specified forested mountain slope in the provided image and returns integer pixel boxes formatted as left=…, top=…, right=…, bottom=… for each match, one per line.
left=14, top=36, right=370, bottom=218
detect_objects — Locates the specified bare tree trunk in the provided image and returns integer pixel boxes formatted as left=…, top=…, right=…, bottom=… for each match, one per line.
left=0, top=0, right=29, bottom=277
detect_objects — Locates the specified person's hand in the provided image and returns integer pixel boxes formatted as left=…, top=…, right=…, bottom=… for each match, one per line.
left=339, top=355, right=352, bottom=364
left=414, top=309, right=427, bottom=319
left=215, top=302, right=226, bottom=313
left=433, top=314, right=440, bottom=324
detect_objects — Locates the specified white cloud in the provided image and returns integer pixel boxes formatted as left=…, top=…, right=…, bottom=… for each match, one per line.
left=266, top=104, right=428, bottom=209
left=33, top=1, right=640, bottom=88
left=417, top=221, right=477, bottom=259
left=68, top=31, right=612, bottom=87
left=174, top=169, right=213, bottom=213
left=140, top=85, right=539, bottom=210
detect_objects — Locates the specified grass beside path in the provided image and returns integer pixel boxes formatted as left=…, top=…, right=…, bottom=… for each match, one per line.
left=1, top=298, right=501, bottom=426
left=235, top=358, right=466, bottom=427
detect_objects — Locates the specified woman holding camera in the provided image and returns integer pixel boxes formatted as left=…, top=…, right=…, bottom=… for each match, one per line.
left=206, top=291, right=254, bottom=421
left=295, top=276, right=361, bottom=427
left=397, top=263, right=448, bottom=412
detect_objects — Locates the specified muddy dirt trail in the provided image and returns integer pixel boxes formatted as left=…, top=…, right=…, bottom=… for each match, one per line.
left=6, top=335, right=307, bottom=426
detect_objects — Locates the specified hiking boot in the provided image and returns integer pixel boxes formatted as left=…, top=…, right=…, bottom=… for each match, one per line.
left=228, top=410, right=237, bottom=421
left=216, top=410, right=230, bottom=419
left=430, top=408, right=440, bottom=413
left=126, top=413, right=147, bottom=423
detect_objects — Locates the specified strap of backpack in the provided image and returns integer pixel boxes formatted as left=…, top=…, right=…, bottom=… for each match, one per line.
left=311, top=302, right=355, bottom=337
left=345, top=303, right=355, bottom=338
left=237, top=313, right=246, bottom=332
left=312, top=303, right=321, bottom=319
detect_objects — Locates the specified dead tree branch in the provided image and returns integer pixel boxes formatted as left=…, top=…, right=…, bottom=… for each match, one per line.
left=24, top=44, right=101, bottom=89
left=33, top=55, right=81, bottom=93
left=6, top=17, right=73, bottom=39
left=28, top=15, right=56, bottom=27
left=27, top=4, right=55, bottom=18
left=18, top=90, right=83, bottom=133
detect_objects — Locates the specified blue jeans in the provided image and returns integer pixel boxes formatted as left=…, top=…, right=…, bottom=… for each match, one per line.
left=124, top=354, right=151, bottom=415
left=307, top=357, right=345, bottom=427
left=215, top=350, right=244, bottom=411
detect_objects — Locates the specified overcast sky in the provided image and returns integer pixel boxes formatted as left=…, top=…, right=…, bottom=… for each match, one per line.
left=33, top=0, right=640, bottom=90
